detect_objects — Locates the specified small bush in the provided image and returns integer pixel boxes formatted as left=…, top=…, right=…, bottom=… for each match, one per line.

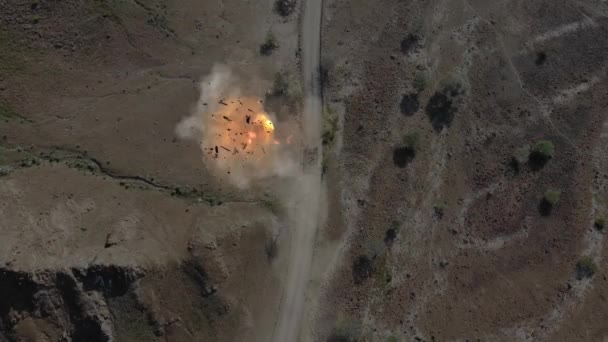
left=322, top=106, right=339, bottom=145
left=513, top=145, right=530, bottom=165
left=260, top=31, right=279, bottom=55
left=384, top=221, right=400, bottom=245
left=529, top=140, right=554, bottom=168
left=576, top=256, right=597, bottom=280
left=275, top=0, right=297, bottom=16
left=539, top=189, right=561, bottom=216
left=425, top=85, right=462, bottom=132
left=272, top=71, right=302, bottom=100
left=594, top=217, right=605, bottom=231
left=400, top=33, right=419, bottom=54
left=543, top=189, right=561, bottom=206
left=273, top=72, right=289, bottom=95
left=393, top=132, right=420, bottom=168
left=402, top=132, right=420, bottom=151
left=433, top=204, right=445, bottom=219
left=400, top=93, right=419, bottom=116
left=0, top=166, right=11, bottom=176
left=413, top=71, right=429, bottom=93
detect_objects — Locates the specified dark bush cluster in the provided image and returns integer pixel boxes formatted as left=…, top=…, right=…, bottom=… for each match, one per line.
left=260, top=31, right=279, bottom=56
left=275, top=0, right=297, bottom=17
left=529, top=140, right=554, bottom=169
left=426, top=85, right=462, bottom=132
left=539, top=189, right=561, bottom=216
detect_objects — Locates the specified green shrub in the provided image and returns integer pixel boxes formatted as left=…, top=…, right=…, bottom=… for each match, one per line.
left=322, top=106, right=339, bottom=145
left=260, top=31, right=279, bottom=55
left=273, top=72, right=289, bottom=95
left=402, top=132, right=420, bottom=151
left=413, top=71, right=428, bottom=93
left=594, top=217, right=606, bottom=231
left=513, top=145, right=530, bottom=165
left=543, top=189, right=561, bottom=206
left=529, top=140, right=554, bottom=167
left=576, top=256, right=597, bottom=279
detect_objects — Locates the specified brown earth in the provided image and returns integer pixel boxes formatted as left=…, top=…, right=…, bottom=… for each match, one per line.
left=0, top=0, right=301, bottom=341
left=3, top=0, right=608, bottom=341
left=315, top=0, right=608, bottom=341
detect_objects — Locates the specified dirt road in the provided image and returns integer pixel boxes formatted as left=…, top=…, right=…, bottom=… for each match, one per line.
left=272, top=0, right=323, bottom=341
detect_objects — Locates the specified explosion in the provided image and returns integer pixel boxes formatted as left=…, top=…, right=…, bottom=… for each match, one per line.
left=176, top=65, right=298, bottom=188
left=204, top=96, right=280, bottom=167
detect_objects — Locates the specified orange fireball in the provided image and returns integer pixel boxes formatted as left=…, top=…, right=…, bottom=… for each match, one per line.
left=203, top=97, right=279, bottom=167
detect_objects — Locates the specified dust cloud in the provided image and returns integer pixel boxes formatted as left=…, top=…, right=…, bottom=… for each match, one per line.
left=177, top=64, right=325, bottom=341
left=176, top=64, right=299, bottom=188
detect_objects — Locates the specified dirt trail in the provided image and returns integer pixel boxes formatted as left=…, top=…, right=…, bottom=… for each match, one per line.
left=272, top=0, right=323, bottom=341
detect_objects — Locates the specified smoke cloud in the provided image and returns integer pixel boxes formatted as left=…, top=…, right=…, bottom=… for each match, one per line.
left=176, top=65, right=299, bottom=188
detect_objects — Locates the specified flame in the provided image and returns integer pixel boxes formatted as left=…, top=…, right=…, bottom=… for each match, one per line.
left=203, top=96, right=279, bottom=168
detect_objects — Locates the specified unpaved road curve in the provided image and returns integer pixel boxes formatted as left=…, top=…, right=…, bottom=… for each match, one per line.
left=272, top=0, right=323, bottom=341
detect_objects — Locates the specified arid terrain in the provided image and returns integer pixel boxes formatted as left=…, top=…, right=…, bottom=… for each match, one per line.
left=2, top=0, right=608, bottom=341
left=315, top=0, right=608, bottom=341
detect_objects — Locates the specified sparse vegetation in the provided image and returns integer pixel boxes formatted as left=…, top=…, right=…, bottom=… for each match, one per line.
left=0, top=102, right=20, bottom=121
left=512, top=145, right=530, bottom=166
left=386, top=337, right=399, bottom=342
left=393, top=132, right=420, bottom=168
left=171, top=186, right=220, bottom=205
left=532, top=140, right=554, bottom=158
left=384, top=221, right=400, bottom=246
left=413, top=71, right=429, bottom=93
left=322, top=106, right=339, bottom=145
left=576, top=256, right=597, bottom=280
left=539, top=189, right=561, bottom=216
left=402, top=132, right=420, bottom=151
left=0, top=166, right=11, bottom=176
left=272, top=71, right=302, bottom=101
left=275, top=0, right=297, bottom=17
left=400, top=33, right=419, bottom=54
left=330, top=318, right=361, bottom=342
left=261, top=196, right=282, bottom=215
left=400, top=93, right=420, bottom=116
left=543, top=189, right=561, bottom=206
left=426, top=85, right=461, bottom=132
left=273, top=71, right=289, bottom=95
left=594, top=217, right=605, bottom=231
left=260, top=31, right=279, bottom=56
left=433, top=203, right=445, bottom=219
left=529, top=140, right=554, bottom=169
